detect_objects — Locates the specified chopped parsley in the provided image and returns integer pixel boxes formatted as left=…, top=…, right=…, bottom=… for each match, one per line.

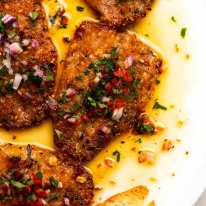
left=110, top=47, right=119, bottom=58
left=36, top=171, right=43, bottom=180
left=153, top=101, right=167, bottom=110
left=28, top=73, right=42, bottom=85
left=46, top=70, right=54, bottom=81
left=10, top=180, right=25, bottom=189
left=49, top=176, right=59, bottom=188
left=0, top=13, right=6, bottom=33
left=46, top=193, right=59, bottom=202
left=137, top=123, right=154, bottom=134
left=135, top=138, right=142, bottom=144
left=171, top=16, right=176, bottom=23
left=29, top=11, right=39, bottom=22
left=0, top=66, right=8, bottom=77
left=70, top=102, right=81, bottom=113
left=89, top=58, right=116, bottom=73
left=76, top=6, right=84, bottom=12
left=57, top=92, right=68, bottom=104
left=156, top=79, right=161, bottom=85
left=180, top=27, right=187, bottom=39
left=49, top=15, right=56, bottom=24
left=112, top=150, right=121, bottom=162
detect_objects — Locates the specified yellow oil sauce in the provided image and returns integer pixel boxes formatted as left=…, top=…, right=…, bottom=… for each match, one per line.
left=0, top=0, right=194, bottom=205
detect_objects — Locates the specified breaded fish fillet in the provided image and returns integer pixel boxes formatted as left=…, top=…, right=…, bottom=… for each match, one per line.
left=50, top=21, right=162, bottom=162
left=85, top=0, right=153, bottom=27
left=0, top=0, right=57, bottom=129
left=0, top=143, right=94, bottom=206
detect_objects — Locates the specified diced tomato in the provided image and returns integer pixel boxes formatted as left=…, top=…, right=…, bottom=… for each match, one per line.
left=122, top=87, right=129, bottom=94
left=124, top=72, right=133, bottom=82
left=89, top=81, right=94, bottom=89
left=35, top=188, right=47, bottom=198
left=111, top=79, right=122, bottom=87
left=61, top=16, right=69, bottom=26
left=113, top=68, right=123, bottom=77
left=105, top=82, right=113, bottom=92
left=32, top=174, right=42, bottom=186
left=114, top=99, right=125, bottom=109
left=31, top=199, right=44, bottom=206
left=114, top=68, right=132, bottom=82
left=14, top=171, right=23, bottom=180
left=24, top=185, right=32, bottom=193
left=81, top=114, right=89, bottom=121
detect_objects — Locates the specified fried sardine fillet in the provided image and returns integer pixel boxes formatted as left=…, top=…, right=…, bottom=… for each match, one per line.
left=0, top=0, right=57, bottom=129
left=50, top=21, right=162, bottom=162
left=0, top=143, right=94, bottom=206
left=85, top=0, right=153, bottom=27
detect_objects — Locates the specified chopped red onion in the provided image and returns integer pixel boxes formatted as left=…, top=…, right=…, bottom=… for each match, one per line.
left=112, top=107, right=124, bottom=121
left=66, top=88, right=76, bottom=97
left=22, top=39, right=30, bottom=47
left=2, top=14, right=16, bottom=25
left=64, top=197, right=70, bottom=206
left=13, top=73, right=22, bottom=90
left=12, top=21, right=19, bottom=28
left=47, top=97, right=57, bottom=110
left=124, top=56, right=134, bottom=68
left=34, top=67, right=44, bottom=78
left=67, top=117, right=77, bottom=124
left=94, top=72, right=102, bottom=83
left=58, top=181, right=63, bottom=188
left=41, top=199, right=47, bottom=205
left=31, top=39, right=39, bottom=48
left=22, top=74, right=28, bottom=81
left=21, top=60, right=28, bottom=66
left=102, top=96, right=110, bottom=103
left=9, top=42, right=23, bottom=55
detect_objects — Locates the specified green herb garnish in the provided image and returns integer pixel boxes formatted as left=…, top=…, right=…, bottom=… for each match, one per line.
left=153, top=101, right=167, bottom=110
left=29, top=11, right=39, bottom=22
left=180, top=27, right=187, bottom=39
left=112, top=150, right=121, bottom=162
left=171, top=16, right=176, bottom=23
left=10, top=180, right=25, bottom=189
left=76, top=6, right=84, bottom=12
left=49, top=176, right=59, bottom=188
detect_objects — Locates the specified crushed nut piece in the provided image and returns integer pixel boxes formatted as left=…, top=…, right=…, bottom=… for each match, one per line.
left=95, top=185, right=104, bottom=191
left=162, top=139, right=174, bottom=151
left=104, top=157, right=115, bottom=168
left=138, top=150, right=155, bottom=164
left=154, top=121, right=166, bottom=133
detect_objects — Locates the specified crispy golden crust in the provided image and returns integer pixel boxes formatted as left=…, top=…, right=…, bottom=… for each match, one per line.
left=0, top=144, right=94, bottom=206
left=97, top=186, right=149, bottom=206
left=51, top=21, right=162, bottom=163
left=85, top=0, right=153, bottom=27
left=0, top=0, right=57, bottom=129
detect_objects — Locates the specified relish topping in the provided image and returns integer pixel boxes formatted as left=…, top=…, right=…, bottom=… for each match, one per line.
left=0, top=150, right=68, bottom=206
left=56, top=48, right=140, bottom=125
left=0, top=12, right=55, bottom=96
